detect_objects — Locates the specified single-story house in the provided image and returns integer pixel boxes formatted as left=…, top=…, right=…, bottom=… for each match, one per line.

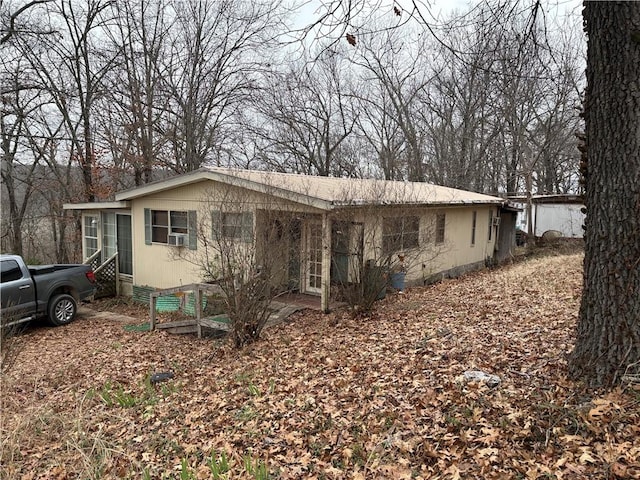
left=510, top=194, right=585, bottom=238
left=64, top=167, right=508, bottom=311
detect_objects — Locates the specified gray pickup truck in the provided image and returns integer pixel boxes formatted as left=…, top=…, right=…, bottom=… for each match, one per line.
left=0, top=254, right=97, bottom=327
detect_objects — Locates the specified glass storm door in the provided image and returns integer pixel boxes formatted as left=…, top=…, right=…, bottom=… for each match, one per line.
left=102, top=212, right=117, bottom=259
left=305, top=222, right=323, bottom=294
left=116, top=214, right=133, bottom=275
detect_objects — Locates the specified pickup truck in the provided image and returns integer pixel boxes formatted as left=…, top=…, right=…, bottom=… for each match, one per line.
left=0, top=254, right=97, bottom=327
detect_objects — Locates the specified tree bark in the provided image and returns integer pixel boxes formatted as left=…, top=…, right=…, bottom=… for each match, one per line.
left=568, top=2, right=640, bottom=387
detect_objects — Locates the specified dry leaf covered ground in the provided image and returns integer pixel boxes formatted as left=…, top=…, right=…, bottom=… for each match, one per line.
left=2, top=252, right=639, bottom=479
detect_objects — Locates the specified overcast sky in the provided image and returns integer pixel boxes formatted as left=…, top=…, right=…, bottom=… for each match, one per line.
left=291, top=0, right=583, bottom=43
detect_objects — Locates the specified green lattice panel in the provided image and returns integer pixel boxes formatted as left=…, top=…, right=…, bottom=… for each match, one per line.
left=132, top=285, right=155, bottom=304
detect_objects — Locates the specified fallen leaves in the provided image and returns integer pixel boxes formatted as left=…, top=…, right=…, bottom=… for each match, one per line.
left=2, top=252, right=640, bottom=478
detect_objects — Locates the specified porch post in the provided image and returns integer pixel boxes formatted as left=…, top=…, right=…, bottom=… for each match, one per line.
left=321, top=213, right=331, bottom=313
left=115, top=252, right=120, bottom=296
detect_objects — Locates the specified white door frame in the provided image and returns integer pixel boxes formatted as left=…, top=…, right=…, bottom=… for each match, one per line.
left=303, top=220, right=323, bottom=294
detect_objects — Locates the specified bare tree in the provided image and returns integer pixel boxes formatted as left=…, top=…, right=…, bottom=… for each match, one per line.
left=415, top=3, right=582, bottom=197
left=528, top=20, right=583, bottom=195
left=171, top=185, right=302, bottom=347
left=12, top=0, right=118, bottom=202
left=349, top=25, right=427, bottom=181
left=99, top=0, right=172, bottom=188
left=1, top=56, right=42, bottom=256
left=353, top=26, right=431, bottom=182
left=1, top=0, right=118, bottom=263
left=0, top=35, right=80, bottom=262
left=31, top=114, right=84, bottom=262
left=158, top=0, right=284, bottom=173
left=0, top=0, right=54, bottom=45
left=353, top=80, right=405, bottom=180
left=251, top=49, right=357, bottom=177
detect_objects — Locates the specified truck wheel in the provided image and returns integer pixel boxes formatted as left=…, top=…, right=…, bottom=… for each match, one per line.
left=48, top=294, right=77, bottom=326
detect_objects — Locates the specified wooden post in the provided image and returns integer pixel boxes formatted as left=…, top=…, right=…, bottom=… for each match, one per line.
left=115, top=253, right=120, bottom=296
left=150, top=293, right=157, bottom=331
left=321, top=213, right=331, bottom=313
left=196, top=287, right=203, bottom=339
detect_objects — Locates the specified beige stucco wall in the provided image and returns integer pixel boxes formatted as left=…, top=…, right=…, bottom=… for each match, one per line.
left=418, top=206, right=497, bottom=282
left=130, top=180, right=323, bottom=289
left=344, top=205, right=498, bottom=285
left=127, top=178, right=498, bottom=291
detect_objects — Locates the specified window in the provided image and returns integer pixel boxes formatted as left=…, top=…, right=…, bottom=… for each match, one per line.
left=144, top=209, right=196, bottom=249
left=151, top=210, right=168, bottom=243
left=222, top=213, right=246, bottom=239
left=1, top=259, right=23, bottom=283
left=435, top=213, right=446, bottom=244
left=102, top=212, right=117, bottom=259
left=488, top=210, right=493, bottom=241
left=151, top=210, right=187, bottom=244
left=212, top=211, right=254, bottom=242
left=471, top=211, right=477, bottom=246
left=383, top=216, right=420, bottom=254
left=84, top=216, right=98, bottom=259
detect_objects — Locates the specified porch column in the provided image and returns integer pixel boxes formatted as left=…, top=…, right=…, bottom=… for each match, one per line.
left=321, top=213, right=331, bottom=313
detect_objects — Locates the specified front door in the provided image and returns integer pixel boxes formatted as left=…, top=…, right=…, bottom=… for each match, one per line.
left=304, top=221, right=323, bottom=294
left=116, top=214, right=133, bottom=275
left=287, top=219, right=302, bottom=291
left=331, top=221, right=350, bottom=285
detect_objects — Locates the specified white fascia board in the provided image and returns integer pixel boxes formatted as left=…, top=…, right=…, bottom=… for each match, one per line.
left=334, top=199, right=504, bottom=209
left=115, top=170, right=333, bottom=211
left=63, top=201, right=130, bottom=210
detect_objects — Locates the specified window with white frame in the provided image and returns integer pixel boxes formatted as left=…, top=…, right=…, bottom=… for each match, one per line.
left=383, top=216, right=420, bottom=254
left=151, top=210, right=188, bottom=244
left=144, top=209, right=196, bottom=249
left=102, top=212, right=117, bottom=259
left=84, top=215, right=98, bottom=259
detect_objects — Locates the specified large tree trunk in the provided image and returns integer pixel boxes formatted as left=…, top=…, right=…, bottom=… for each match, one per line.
left=568, top=2, right=640, bottom=387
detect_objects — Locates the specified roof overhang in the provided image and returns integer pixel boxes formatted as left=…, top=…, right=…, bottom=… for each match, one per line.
left=63, top=201, right=130, bottom=211
left=114, top=169, right=333, bottom=211
left=508, top=194, right=583, bottom=205
left=109, top=168, right=505, bottom=211
left=333, top=199, right=503, bottom=209
left=501, top=204, right=522, bottom=213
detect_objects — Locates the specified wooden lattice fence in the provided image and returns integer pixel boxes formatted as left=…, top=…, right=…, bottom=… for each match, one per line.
left=93, top=253, right=118, bottom=298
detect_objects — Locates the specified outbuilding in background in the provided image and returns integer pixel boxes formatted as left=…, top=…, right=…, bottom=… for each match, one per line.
left=510, top=194, right=585, bottom=239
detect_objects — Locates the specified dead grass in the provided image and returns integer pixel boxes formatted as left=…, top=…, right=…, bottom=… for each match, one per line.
left=516, top=237, right=585, bottom=260
left=89, top=296, right=149, bottom=318
left=2, top=251, right=639, bottom=479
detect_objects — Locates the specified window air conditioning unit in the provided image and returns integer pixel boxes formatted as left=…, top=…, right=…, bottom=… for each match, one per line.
left=492, top=217, right=501, bottom=227
left=168, top=233, right=187, bottom=246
